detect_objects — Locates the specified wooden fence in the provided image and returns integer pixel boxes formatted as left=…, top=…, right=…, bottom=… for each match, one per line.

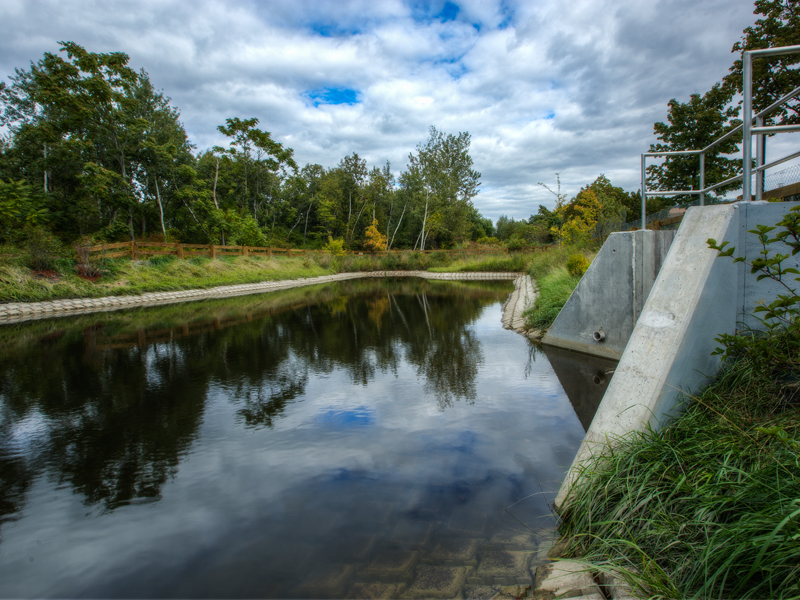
left=79, top=241, right=553, bottom=261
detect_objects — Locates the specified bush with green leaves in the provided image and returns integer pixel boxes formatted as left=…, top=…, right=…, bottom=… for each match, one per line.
left=708, top=204, right=800, bottom=379
left=566, top=253, right=590, bottom=277
left=323, top=236, right=347, bottom=256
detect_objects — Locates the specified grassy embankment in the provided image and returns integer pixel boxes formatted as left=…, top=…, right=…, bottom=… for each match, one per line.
left=0, top=249, right=533, bottom=303
left=552, top=208, right=800, bottom=599
left=556, top=348, right=800, bottom=599
left=522, top=246, right=595, bottom=330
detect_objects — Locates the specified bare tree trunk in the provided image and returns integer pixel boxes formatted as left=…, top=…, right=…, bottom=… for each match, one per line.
left=212, top=157, right=220, bottom=209
left=388, top=198, right=408, bottom=251
left=351, top=197, right=368, bottom=240
left=155, top=177, right=167, bottom=240
left=303, top=198, right=313, bottom=246
left=181, top=198, right=214, bottom=242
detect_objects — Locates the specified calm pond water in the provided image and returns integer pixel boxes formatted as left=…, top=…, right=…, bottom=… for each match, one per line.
left=0, top=278, right=607, bottom=598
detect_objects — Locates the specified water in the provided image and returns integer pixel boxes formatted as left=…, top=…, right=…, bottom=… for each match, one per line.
left=0, top=278, right=600, bottom=598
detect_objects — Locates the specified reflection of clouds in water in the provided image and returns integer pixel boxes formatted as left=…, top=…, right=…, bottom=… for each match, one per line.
left=0, top=280, right=587, bottom=598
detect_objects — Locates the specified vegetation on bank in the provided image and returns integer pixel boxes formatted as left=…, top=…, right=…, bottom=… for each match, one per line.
left=556, top=352, right=800, bottom=599
left=0, top=248, right=538, bottom=303
left=555, top=206, right=800, bottom=598
left=522, top=245, right=594, bottom=330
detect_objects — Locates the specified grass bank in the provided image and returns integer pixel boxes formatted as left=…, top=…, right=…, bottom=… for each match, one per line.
left=556, top=344, right=800, bottom=599
left=523, top=246, right=594, bottom=330
left=0, top=250, right=542, bottom=303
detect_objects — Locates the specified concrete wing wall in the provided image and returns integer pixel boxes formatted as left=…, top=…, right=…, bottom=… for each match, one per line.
left=541, top=230, right=676, bottom=360
left=554, top=201, right=800, bottom=510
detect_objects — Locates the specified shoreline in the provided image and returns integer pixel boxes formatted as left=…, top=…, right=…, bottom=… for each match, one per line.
left=0, top=270, right=524, bottom=324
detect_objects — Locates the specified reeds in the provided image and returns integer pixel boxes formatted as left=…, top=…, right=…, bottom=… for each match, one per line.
left=556, top=357, right=800, bottom=599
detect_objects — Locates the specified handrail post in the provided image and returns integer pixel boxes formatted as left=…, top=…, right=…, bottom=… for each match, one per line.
left=699, top=152, right=705, bottom=206
left=640, top=154, right=647, bottom=230
left=755, top=115, right=765, bottom=201
left=743, top=50, right=753, bottom=201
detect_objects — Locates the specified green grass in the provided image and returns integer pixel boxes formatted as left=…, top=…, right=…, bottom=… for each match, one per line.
left=0, top=249, right=549, bottom=302
left=0, top=255, right=334, bottom=302
left=427, top=253, right=529, bottom=273
left=556, top=349, right=800, bottom=599
left=523, top=267, right=582, bottom=329
left=523, top=245, right=593, bottom=330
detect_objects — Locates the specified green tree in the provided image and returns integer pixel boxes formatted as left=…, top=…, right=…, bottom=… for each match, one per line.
left=405, top=126, right=480, bottom=249
left=724, top=0, right=800, bottom=125
left=0, top=42, right=195, bottom=240
left=647, top=85, right=741, bottom=206
left=214, top=117, right=297, bottom=238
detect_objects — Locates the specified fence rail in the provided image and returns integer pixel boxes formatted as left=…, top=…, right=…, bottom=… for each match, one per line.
left=640, top=44, right=800, bottom=229
left=78, top=241, right=552, bottom=262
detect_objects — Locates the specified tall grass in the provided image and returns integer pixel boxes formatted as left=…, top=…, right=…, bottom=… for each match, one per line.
left=523, top=245, right=592, bottom=329
left=523, top=267, right=582, bottom=329
left=0, top=249, right=546, bottom=302
left=556, top=353, right=800, bottom=599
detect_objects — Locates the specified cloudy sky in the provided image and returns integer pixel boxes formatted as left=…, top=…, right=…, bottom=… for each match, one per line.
left=0, top=0, right=761, bottom=221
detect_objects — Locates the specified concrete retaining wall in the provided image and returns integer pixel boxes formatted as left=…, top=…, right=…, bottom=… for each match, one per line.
left=555, top=201, right=800, bottom=509
left=541, top=230, right=676, bottom=360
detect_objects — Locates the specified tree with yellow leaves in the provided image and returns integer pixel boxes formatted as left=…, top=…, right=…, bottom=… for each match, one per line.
left=363, top=218, right=387, bottom=251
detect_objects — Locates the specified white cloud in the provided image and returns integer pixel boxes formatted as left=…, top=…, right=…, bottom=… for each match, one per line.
left=0, top=0, right=759, bottom=221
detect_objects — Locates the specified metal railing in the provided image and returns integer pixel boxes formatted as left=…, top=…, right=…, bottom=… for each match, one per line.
left=640, top=44, right=800, bottom=230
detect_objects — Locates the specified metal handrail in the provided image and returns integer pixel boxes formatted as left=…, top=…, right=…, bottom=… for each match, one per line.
left=640, top=44, right=800, bottom=230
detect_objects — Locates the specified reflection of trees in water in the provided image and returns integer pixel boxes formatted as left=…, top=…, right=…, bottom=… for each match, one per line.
left=0, top=278, right=511, bottom=519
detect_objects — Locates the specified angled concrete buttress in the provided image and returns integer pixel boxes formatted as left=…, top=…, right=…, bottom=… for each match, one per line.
left=555, top=201, right=800, bottom=510
left=541, top=229, right=676, bottom=359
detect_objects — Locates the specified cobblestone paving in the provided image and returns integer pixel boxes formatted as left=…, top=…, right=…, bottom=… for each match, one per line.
left=0, top=271, right=520, bottom=324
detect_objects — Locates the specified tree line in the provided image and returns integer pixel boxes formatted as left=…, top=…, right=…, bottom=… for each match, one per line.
left=0, top=42, right=489, bottom=251
left=2, top=1, right=795, bottom=255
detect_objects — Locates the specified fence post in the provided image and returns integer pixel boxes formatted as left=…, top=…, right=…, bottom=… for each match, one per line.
left=131, top=241, right=137, bottom=261
left=269, top=247, right=273, bottom=258
left=176, top=243, right=184, bottom=259
left=699, top=153, right=705, bottom=207
left=210, top=244, right=216, bottom=259
left=243, top=245, right=248, bottom=257
left=743, top=50, right=753, bottom=202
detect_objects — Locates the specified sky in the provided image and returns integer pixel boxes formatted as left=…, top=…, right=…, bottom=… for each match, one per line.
left=0, top=0, right=766, bottom=222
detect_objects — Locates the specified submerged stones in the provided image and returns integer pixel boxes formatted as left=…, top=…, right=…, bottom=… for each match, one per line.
left=290, top=528, right=551, bottom=599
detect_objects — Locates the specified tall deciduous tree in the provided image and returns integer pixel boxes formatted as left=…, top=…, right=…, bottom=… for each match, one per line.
left=405, top=126, right=480, bottom=249
left=0, top=42, right=194, bottom=239
left=647, top=85, right=741, bottom=206
left=724, top=0, right=800, bottom=125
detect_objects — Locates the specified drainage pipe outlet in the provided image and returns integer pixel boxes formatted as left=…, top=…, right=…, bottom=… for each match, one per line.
left=593, top=330, right=606, bottom=342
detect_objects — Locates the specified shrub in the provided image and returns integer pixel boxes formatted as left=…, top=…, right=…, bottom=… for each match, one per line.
left=506, top=235, right=526, bottom=251
left=566, top=253, right=590, bottom=277
left=74, top=235, right=102, bottom=278
left=323, top=237, right=347, bottom=256
left=24, top=226, right=63, bottom=271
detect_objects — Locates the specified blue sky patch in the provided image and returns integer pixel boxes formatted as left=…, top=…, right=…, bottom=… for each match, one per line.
left=437, top=2, right=460, bottom=22
left=308, top=22, right=361, bottom=37
left=306, top=87, right=361, bottom=106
